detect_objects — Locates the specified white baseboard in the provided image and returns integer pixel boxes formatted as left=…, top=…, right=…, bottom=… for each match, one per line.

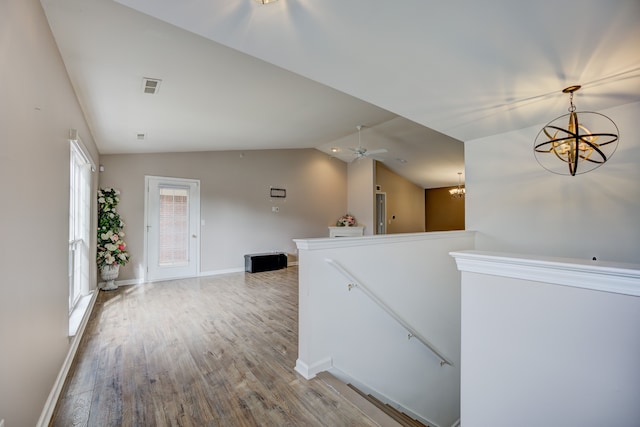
left=199, top=267, right=245, bottom=277
left=97, top=277, right=142, bottom=288
left=295, top=357, right=333, bottom=380
left=328, top=366, right=443, bottom=427
left=99, top=264, right=298, bottom=288
left=37, top=290, right=98, bottom=427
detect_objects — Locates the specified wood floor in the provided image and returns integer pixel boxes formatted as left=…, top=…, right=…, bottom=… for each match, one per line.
left=51, top=267, right=379, bottom=427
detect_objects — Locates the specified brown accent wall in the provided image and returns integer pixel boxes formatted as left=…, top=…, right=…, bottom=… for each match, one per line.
left=425, top=187, right=465, bottom=231
left=375, top=162, right=426, bottom=233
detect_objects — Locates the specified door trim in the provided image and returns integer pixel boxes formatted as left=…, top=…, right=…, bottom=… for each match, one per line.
left=144, top=175, right=201, bottom=282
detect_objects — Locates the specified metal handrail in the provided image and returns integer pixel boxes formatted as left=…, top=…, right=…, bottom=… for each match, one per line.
left=325, top=258, right=454, bottom=367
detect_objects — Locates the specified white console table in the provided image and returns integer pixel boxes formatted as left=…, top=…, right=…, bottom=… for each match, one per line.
left=328, top=226, right=364, bottom=238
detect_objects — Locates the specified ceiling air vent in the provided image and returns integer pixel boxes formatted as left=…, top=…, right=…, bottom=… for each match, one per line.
left=142, top=77, right=161, bottom=94
left=136, top=133, right=146, bottom=140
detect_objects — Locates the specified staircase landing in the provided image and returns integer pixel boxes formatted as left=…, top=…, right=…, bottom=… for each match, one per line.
left=316, top=371, right=429, bottom=427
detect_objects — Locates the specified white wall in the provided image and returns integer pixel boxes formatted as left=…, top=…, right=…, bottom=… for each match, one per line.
left=347, top=157, right=375, bottom=235
left=295, top=231, right=476, bottom=427
left=453, top=251, right=640, bottom=427
left=466, top=102, right=640, bottom=264
left=99, top=149, right=347, bottom=280
left=0, top=1, right=99, bottom=425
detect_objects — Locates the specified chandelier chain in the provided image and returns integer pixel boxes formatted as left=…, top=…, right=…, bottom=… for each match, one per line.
left=568, top=91, right=576, bottom=113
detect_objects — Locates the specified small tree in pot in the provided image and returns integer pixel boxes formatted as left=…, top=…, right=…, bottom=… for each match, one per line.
left=97, top=187, right=130, bottom=290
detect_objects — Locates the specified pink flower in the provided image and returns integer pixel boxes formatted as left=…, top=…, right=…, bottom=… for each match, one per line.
left=118, top=244, right=126, bottom=251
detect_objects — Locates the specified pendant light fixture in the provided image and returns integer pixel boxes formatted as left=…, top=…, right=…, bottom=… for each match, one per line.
left=449, top=172, right=465, bottom=199
left=534, top=85, right=619, bottom=176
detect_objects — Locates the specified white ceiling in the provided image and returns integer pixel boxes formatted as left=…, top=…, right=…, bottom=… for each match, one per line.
left=41, top=0, right=640, bottom=188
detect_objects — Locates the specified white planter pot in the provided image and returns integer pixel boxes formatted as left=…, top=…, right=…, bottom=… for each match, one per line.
left=100, top=264, right=120, bottom=290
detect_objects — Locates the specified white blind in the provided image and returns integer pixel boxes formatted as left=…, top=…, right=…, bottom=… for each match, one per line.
left=158, top=186, right=189, bottom=266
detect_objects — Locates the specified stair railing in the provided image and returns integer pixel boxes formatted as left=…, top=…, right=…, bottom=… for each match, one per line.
left=325, top=258, right=454, bottom=367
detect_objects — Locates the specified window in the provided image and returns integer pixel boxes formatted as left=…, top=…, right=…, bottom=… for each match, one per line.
left=69, top=136, right=94, bottom=332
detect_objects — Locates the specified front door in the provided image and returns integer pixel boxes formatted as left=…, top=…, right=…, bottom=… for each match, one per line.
left=145, top=176, right=200, bottom=281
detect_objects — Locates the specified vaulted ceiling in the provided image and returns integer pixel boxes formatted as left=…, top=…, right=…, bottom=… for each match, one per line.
left=41, top=0, right=640, bottom=188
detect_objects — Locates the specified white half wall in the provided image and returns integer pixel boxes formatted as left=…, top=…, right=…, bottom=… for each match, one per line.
left=465, top=102, right=640, bottom=264
left=295, top=231, right=476, bottom=427
left=452, top=251, right=640, bottom=427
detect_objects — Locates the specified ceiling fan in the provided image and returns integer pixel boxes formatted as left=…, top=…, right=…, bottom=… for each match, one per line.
left=347, top=125, right=387, bottom=162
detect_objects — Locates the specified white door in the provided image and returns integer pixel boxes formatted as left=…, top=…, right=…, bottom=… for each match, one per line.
left=376, top=192, right=387, bottom=235
left=145, top=176, right=200, bottom=281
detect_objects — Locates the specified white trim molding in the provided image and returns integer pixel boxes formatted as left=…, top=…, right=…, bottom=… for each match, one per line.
left=295, top=230, right=475, bottom=251
left=295, top=357, right=332, bottom=380
left=37, top=290, right=98, bottom=427
left=450, top=250, right=640, bottom=297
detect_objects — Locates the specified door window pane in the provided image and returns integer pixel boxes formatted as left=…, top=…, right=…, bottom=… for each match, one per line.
left=159, top=187, right=189, bottom=266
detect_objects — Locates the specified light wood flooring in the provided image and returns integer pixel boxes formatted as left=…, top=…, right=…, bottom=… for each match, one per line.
left=50, top=267, right=379, bottom=426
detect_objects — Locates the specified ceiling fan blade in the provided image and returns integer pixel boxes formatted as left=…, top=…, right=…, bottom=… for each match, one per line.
left=365, top=148, right=388, bottom=155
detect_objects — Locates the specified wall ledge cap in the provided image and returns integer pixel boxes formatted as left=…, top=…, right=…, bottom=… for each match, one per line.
left=450, top=250, right=640, bottom=297
left=295, top=230, right=476, bottom=251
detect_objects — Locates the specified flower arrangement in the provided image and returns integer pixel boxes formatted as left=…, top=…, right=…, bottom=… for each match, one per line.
left=97, top=188, right=130, bottom=267
left=336, top=213, right=357, bottom=227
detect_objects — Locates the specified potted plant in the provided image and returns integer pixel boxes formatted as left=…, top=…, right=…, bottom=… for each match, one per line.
left=97, top=187, right=130, bottom=290
left=336, top=213, right=357, bottom=227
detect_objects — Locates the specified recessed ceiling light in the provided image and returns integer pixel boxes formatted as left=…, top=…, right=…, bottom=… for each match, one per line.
left=331, top=147, right=339, bottom=153
left=255, top=0, right=278, bottom=3
left=396, top=158, right=408, bottom=164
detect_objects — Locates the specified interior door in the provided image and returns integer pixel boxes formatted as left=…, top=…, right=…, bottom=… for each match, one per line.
left=146, top=176, right=200, bottom=281
left=376, top=192, right=386, bottom=234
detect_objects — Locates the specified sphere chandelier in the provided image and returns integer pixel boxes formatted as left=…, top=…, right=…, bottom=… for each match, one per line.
left=533, top=85, right=619, bottom=176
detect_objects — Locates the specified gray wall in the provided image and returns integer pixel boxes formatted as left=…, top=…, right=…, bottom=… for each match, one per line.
left=0, top=1, right=100, bottom=425
left=99, top=149, right=347, bottom=280
left=466, top=102, right=640, bottom=264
